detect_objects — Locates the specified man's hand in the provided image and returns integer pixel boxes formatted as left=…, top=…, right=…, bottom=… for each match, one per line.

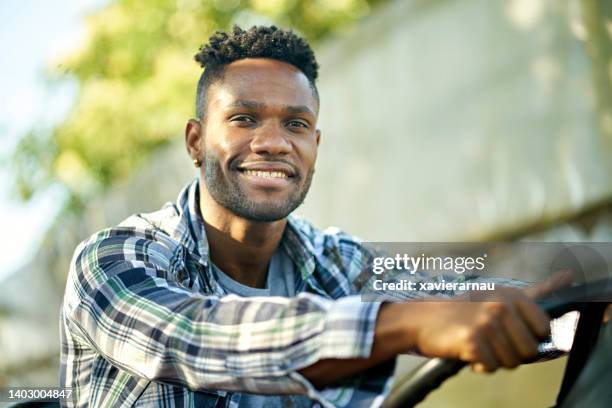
left=410, top=288, right=550, bottom=373
left=405, top=271, right=573, bottom=373
left=300, top=272, right=572, bottom=388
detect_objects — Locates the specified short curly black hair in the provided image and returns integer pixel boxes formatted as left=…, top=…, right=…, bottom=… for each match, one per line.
left=194, top=25, right=319, bottom=118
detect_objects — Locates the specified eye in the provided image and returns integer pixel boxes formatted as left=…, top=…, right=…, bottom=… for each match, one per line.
left=229, top=115, right=256, bottom=125
left=286, top=120, right=309, bottom=129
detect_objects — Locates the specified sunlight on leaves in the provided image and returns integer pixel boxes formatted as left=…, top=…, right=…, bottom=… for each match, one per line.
left=10, top=0, right=388, bottom=210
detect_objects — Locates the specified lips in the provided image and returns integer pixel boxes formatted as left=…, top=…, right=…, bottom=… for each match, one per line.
left=236, top=161, right=297, bottom=188
left=242, top=169, right=289, bottom=179
left=237, top=161, right=296, bottom=178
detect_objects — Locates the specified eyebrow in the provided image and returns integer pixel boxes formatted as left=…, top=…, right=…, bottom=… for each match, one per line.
left=228, top=99, right=315, bottom=117
left=228, top=100, right=265, bottom=110
left=285, top=105, right=316, bottom=117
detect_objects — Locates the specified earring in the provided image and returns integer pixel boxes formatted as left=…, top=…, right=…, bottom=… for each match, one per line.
left=193, top=158, right=202, bottom=168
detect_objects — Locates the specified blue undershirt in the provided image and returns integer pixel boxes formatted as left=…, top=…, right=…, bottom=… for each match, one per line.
left=210, top=245, right=311, bottom=408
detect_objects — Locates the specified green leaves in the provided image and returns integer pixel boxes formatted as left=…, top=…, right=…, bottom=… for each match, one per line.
left=10, top=0, right=385, bottom=209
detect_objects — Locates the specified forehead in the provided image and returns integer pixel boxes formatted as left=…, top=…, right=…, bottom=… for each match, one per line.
left=207, top=58, right=317, bottom=113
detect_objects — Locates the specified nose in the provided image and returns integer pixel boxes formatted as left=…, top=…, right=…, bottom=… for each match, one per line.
left=249, top=121, right=292, bottom=156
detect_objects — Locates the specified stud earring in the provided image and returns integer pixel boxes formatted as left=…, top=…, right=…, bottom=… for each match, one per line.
left=193, top=158, right=202, bottom=168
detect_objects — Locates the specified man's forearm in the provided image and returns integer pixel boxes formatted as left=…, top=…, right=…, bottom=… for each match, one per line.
left=299, top=302, right=416, bottom=388
left=300, top=283, right=559, bottom=386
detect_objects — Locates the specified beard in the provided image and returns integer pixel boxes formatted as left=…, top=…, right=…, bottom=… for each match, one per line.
left=203, top=151, right=314, bottom=222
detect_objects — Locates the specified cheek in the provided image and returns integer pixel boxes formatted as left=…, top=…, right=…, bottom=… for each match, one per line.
left=295, top=137, right=318, bottom=167
left=204, top=127, right=248, bottom=158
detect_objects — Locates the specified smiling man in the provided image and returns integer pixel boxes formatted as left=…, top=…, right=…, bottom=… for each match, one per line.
left=60, top=26, right=562, bottom=408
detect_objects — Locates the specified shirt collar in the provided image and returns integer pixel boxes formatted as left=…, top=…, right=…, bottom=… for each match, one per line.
left=174, top=179, right=319, bottom=286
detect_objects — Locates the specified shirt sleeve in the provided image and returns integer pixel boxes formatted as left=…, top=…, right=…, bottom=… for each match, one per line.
left=62, top=227, right=382, bottom=407
left=327, top=228, right=574, bottom=375
left=335, top=231, right=578, bottom=362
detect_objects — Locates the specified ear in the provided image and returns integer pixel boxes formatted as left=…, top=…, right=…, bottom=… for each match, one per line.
left=315, top=129, right=321, bottom=147
left=185, top=118, right=203, bottom=160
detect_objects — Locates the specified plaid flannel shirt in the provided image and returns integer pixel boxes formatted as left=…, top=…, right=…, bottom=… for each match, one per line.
left=60, top=180, right=396, bottom=408
left=60, top=179, right=571, bottom=407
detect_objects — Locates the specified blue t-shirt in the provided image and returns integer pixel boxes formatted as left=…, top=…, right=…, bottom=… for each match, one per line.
left=210, top=246, right=311, bottom=408
left=212, top=245, right=295, bottom=298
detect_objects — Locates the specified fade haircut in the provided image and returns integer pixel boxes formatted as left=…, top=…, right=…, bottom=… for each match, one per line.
left=194, top=25, right=320, bottom=118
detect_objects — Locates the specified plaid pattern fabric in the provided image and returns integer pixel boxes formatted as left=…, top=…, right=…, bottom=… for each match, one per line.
left=60, top=179, right=571, bottom=407
left=60, top=180, right=392, bottom=408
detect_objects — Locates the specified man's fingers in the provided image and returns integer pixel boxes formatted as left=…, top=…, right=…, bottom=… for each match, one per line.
left=471, top=344, right=499, bottom=373
left=486, top=320, right=521, bottom=368
left=502, top=307, right=541, bottom=360
left=460, top=333, right=499, bottom=372
left=524, top=269, right=574, bottom=300
left=516, top=298, right=551, bottom=339
left=470, top=340, right=500, bottom=373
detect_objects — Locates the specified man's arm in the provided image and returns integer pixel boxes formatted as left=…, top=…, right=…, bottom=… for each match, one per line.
left=65, top=227, right=562, bottom=406
left=63, top=230, right=384, bottom=401
left=300, top=284, right=554, bottom=388
left=291, top=230, right=559, bottom=380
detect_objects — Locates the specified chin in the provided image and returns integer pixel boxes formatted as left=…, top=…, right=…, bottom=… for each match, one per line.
left=237, top=209, right=291, bottom=223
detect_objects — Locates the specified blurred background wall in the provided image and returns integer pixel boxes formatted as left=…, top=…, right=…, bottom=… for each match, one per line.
left=1, top=0, right=611, bottom=406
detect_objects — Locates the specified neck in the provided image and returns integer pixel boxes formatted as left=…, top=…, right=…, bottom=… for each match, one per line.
left=198, top=180, right=287, bottom=288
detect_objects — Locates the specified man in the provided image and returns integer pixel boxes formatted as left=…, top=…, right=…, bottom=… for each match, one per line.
left=60, top=26, right=564, bottom=407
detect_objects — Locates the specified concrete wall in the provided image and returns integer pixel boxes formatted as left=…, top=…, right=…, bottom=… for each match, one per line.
left=300, top=0, right=612, bottom=241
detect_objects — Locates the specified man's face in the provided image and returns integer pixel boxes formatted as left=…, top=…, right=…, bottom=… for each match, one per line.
left=197, top=58, right=320, bottom=222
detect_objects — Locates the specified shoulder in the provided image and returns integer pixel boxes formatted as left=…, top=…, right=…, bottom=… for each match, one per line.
left=70, top=204, right=183, bottom=286
left=288, top=216, right=374, bottom=290
left=119, top=201, right=181, bottom=234
left=288, top=215, right=363, bottom=253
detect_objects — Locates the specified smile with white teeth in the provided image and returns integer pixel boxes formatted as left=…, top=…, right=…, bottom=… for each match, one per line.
left=243, top=169, right=288, bottom=179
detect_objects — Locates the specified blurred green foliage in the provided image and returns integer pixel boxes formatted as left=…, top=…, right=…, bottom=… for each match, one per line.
left=11, top=0, right=386, bottom=211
